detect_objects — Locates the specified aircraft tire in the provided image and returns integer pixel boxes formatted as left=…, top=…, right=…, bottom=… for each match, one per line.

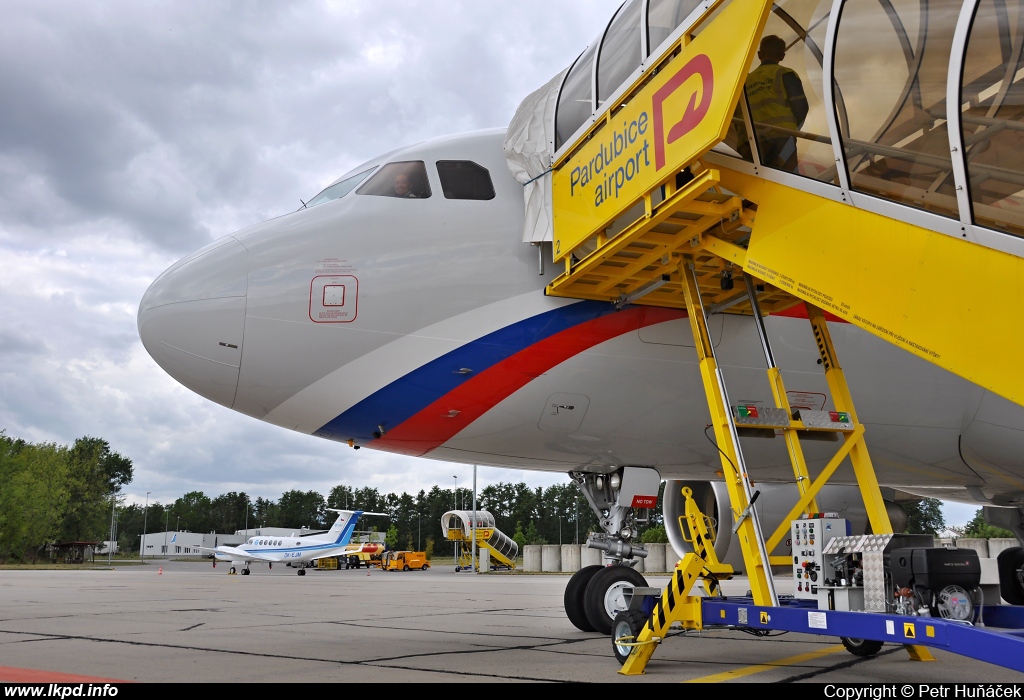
left=298, top=569, right=305, bottom=576
left=242, top=569, right=250, bottom=576
left=611, top=610, right=648, bottom=665
left=564, top=565, right=604, bottom=632
left=841, top=637, right=883, bottom=656
left=997, top=547, right=1024, bottom=605
left=229, top=567, right=236, bottom=574
left=584, top=565, right=647, bottom=636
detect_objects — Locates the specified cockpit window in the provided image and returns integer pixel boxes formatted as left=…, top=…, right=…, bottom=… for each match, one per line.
left=357, top=161, right=431, bottom=199
left=305, top=168, right=374, bottom=209
left=436, top=161, right=495, bottom=200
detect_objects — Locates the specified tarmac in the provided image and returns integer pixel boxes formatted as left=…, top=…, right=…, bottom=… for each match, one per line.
left=0, top=559, right=1022, bottom=684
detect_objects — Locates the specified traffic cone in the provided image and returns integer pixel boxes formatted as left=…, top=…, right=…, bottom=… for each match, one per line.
left=158, top=566, right=162, bottom=575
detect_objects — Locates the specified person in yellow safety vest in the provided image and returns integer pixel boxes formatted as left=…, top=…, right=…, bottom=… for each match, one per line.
left=738, top=35, right=809, bottom=172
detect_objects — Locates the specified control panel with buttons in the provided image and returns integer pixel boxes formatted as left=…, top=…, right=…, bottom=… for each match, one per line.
left=790, top=516, right=848, bottom=599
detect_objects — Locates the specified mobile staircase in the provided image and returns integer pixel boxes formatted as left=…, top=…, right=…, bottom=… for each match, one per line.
left=542, top=0, right=1024, bottom=675
left=441, top=510, right=518, bottom=571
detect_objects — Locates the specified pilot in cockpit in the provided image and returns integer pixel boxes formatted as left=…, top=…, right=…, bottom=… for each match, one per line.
left=356, top=160, right=430, bottom=199
left=392, top=172, right=417, bottom=198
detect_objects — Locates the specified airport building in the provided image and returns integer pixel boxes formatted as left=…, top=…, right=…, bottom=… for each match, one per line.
left=139, top=526, right=328, bottom=558
left=140, top=531, right=245, bottom=558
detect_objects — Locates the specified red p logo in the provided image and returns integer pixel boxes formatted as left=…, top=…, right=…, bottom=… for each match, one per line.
left=652, top=54, right=714, bottom=170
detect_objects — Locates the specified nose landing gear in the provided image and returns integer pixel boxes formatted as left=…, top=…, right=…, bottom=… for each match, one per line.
left=562, top=468, right=659, bottom=634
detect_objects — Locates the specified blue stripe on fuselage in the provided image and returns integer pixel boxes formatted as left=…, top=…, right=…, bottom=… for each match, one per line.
left=314, top=301, right=614, bottom=442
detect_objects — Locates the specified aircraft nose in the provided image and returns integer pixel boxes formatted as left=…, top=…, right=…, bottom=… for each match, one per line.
left=138, top=237, right=249, bottom=408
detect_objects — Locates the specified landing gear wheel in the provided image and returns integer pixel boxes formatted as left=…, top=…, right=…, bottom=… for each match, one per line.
left=841, top=637, right=883, bottom=657
left=298, top=568, right=306, bottom=576
left=242, top=568, right=250, bottom=576
left=584, top=565, right=647, bottom=635
left=564, top=565, right=603, bottom=632
left=997, top=547, right=1024, bottom=605
left=611, top=610, right=648, bottom=665
left=268, top=563, right=272, bottom=570
left=229, top=567, right=236, bottom=575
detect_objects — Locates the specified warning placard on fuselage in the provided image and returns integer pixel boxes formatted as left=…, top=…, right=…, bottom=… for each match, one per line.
left=550, top=0, right=771, bottom=262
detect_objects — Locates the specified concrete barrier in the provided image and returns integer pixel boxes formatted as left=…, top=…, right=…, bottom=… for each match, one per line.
left=989, top=538, right=1020, bottom=558
left=561, top=544, right=581, bottom=573
left=541, top=544, right=561, bottom=572
left=581, top=546, right=602, bottom=567
left=645, top=543, right=667, bottom=573
left=523, top=545, right=541, bottom=572
left=956, top=538, right=989, bottom=558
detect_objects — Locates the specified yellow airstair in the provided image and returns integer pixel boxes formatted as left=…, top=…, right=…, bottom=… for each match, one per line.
left=549, top=0, right=1024, bottom=410
left=541, top=0, right=1024, bottom=673
left=440, top=510, right=518, bottom=571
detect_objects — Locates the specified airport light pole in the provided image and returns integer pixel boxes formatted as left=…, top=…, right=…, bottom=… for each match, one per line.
left=472, top=465, right=477, bottom=574
left=164, top=511, right=168, bottom=558
left=141, top=492, right=150, bottom=563
left=108, top=493, right=116, bottom=565
left=452, top=475, right=458, bottom=562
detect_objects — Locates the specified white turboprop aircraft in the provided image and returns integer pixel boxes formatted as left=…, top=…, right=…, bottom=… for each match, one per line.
left=139, top=0, right=1024, bottom=635
left=201, top=509, right=385, bottom=576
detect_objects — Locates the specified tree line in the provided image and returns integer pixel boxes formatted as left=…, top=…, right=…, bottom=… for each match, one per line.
left=0, top=431, right=668, bottom=562
left=0, top=431, right=133, bottom=562
left=113, top=482, right=668, bottom=558
left=5, top=430, right=990, bottom=564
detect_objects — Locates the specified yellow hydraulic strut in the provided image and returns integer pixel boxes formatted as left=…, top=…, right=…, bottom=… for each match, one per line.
left=680, top=257, right=778, bottom=607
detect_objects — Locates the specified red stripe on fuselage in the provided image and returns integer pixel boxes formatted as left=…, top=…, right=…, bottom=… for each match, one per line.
left=374, top=306, right=684, bottom=456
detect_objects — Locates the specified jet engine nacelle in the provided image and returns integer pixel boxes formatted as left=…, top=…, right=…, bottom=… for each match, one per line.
left=662, top=480, right=908, bottom=570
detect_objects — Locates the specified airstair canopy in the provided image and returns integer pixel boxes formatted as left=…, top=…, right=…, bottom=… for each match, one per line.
left=440, top=510, right=496, bottom=539
left=504, top=69, right=567, bottom=243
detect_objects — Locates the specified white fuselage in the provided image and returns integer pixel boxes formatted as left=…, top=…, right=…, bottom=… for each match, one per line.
left=138, top=129, right=1024, bottom=507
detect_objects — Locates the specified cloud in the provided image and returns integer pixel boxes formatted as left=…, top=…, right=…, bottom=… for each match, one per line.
left=0, top=0, right=622, bottom=507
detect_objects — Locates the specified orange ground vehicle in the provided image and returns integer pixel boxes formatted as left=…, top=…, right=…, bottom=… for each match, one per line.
left=380, top=551, right=429, bottom=571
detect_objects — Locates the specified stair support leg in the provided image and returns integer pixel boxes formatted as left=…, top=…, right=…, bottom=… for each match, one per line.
left=805, top=303, right=891, bottom=536
left=745, top=274, right=819, bottom=513
left=681, top=258, right=777, bottom=607
left=804, top=303, right=934, bottom=662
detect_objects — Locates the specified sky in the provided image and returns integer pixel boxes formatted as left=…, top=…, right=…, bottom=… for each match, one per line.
left=0, top=1, right=979, bottom=528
